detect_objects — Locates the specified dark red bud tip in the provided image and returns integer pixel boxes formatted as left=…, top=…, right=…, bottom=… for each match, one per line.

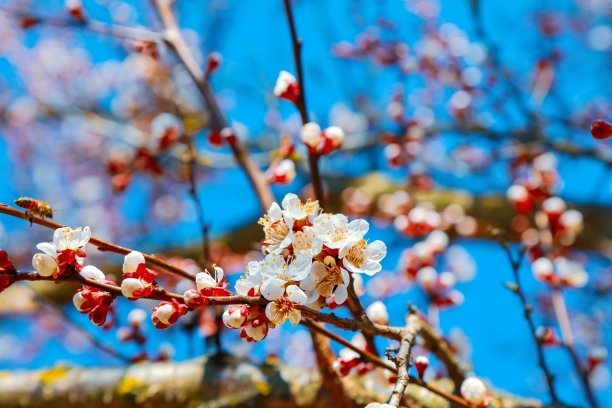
left=591, top=119, right=611, bottom=140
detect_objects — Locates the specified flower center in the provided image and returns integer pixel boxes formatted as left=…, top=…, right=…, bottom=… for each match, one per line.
left=260, top=218, right=289, bottom=248
left=347, top=239, right=367, bottom=267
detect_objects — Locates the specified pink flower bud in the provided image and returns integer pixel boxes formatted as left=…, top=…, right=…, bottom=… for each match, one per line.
left=366, top=301, right=389, bottom=325
left=507, top=184, right=532, bottom=214
left=80, top=265, right=105, bottom=281
left=460, top=377, right=488, bottom=406
left=223, top=305, right=248, bottom=329
left=300, top=122, right=323, bottom=151
left=384, top=143, right=404, bottom=167
left=587, top=347, right=608, bottom=372
left=267, top=159, right=296, bottom=185
left=127, top=309, right=147, bottom=327
left=415, top=355, right=429, bottom=379
left=531, top=257, right=554, bottom=282
left=206, top=52, right=222, bottom=75
left=320, top=126, right=345, bottom=154
left=591, top=119, right=611, bottom=140
left=65, top=0, right=85, bottom=21
left=121, top=277, right=153, bottom=300
left=32, top=253, right=58, bottom=277
left=559, top=209, right=583, bottom=233
left=536, top=326, right=560, bottom=346
left=123, top=251, right=145, bottom=275
left=542, top=197, right=566, bottom=222
left=274, top=70, right=300, bottom=103
left=152, top=299, right=188, bottom=329
left=183, top=288, right=207, bottom=308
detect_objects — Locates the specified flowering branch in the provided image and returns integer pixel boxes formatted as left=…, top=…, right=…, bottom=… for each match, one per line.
left=282, top=0, right=325, bottom=206
left=500, top=242, right=559, bottom=404
left=0, top=203, right=195, bottom=280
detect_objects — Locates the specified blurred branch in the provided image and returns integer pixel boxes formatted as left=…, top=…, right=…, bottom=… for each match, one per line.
left=152, top=0, right=275, bottom=212
left=500, top=243, right=559, bottom=404
left=387, top=325, right=417, bottom=407
left=282, top=0, right=325, bottom=206
left=0, top=6, right=162, bottom=42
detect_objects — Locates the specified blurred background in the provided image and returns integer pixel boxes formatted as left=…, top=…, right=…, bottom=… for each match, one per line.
left=0, top=0, right=610, bottom=406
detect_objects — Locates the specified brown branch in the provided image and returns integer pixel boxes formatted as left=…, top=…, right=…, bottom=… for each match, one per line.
left=0, top=203, right=195, bottom=280
left=413, top=311, right=467, bottom=391
left=564, top=343, right=599, bottom=408
left=282, top=0, right=325, bottom=207
left=388, top=327, right=417, bottom=407
left=346, top=275, right=380, bottom=355
left=152, top=0, right=274, bottom=212
left=500, top=242, right=560, bottom=404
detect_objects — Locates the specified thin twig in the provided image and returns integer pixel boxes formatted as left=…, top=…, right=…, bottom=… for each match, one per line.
left=552, top=289, right=599, bottom=408
left=500, top=242, right=559, bottom=403
left=388, top=328, right=417, bottom=407
left=0, top=203, right=195, bottom=280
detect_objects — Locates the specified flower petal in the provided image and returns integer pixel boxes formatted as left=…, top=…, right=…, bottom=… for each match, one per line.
left=286, top=285, right=307, bottom=305
left=260, top=277, right=285, bottom=300
left=367, top=240, right=387, bottom=262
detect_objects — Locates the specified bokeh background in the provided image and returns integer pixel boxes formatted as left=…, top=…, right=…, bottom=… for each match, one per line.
left=0, top=0, right=610, bottom=406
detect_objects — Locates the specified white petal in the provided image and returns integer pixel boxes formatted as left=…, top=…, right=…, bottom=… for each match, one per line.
left=288, top=255, right=312, bottom=281
left=80, top=265, right=105, bottom=281
left=367, top=240, right=387, bottom=262
left=36, top=242, right=56, bottom=257
left=334, top=284, right=348, bottom=304
left=260, top=277, right=285, bottom=300
left=300, top=275, right=316, bottom=291
left=32, top=253, right=57, bottom=277
left=286, top=285, right=307, bottom=305
left=340, top=268, right=351, bottom=285
left=348, top=218, right=369, bottom=239
left=196, top=272, right=217, bottom=290
left=123, top=251, right=145, bottom=274
left=268, top=202, right=282, bottom=221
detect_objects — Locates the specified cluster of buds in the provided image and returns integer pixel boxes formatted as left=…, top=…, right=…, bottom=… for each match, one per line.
left=32, top=226, right=91, bottom=278
left=398, top=230, right=448, bottom=279
left=183, top=266, right=232, bottom=308
left=121, top=251, right=158, bottom=300
left=299, top=122, right=345, bottom=155
left=507, top=152, right=559, bottom=212
left=151, top=299, right=189, bottom=330
left=221, top=193, right=387, bottom=342
left=151, top=113, right=183, bottom=152
left=394, top=205, right=442, bottom=237
left=382, top=121, right=426, bottom=167
left=333, top=334, right=375, bottom=376
left=274, top=70, right=300, bottom=104
left=531, top=257, right=588, bottom=289
left=72, top=265, right=117, bottom=326
left=460, top=377, right=490, bottom=407
left=0, top=250, right=16, bottom=293
left=415, top=266, right=465, bottom=308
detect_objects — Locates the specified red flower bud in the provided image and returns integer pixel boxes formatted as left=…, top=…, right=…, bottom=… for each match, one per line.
left=206, top=52, right=222, bottom=75
left=591, top=119, right=611, bottom=140
left=415, top=355, right=429, bottom=379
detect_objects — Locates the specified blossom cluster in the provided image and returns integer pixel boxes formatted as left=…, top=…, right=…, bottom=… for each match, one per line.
left=32, top=226, right=91, bottom=278
left=222, top=193, right=387, bottom=342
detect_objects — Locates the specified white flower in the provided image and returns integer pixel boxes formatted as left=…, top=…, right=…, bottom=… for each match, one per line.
left=365, top=402, right=392, bottom=408
left=32, top=253, right=57, bottom=277
left=559, top=209, right=583, bottom=233
left=300, top=259, right=350, bottom=304
left=235, top=260, right=265, bottom=296
left=290, top=227, right=323, bottom=258
left=416, top=266, right=438, bottom=289
left=366, top=301, right=389, bottom=325
left=532, top=258, right=554, bottom=281
left=542, top=197, right=566, bottom=214
left=340, top=239, right=387, bottom=276
left=312, top=213, right=369, bottom=251
left=555, top=257, right=588, bottom=288
left=258, top=202, right=292, bottom=254
left=280, top=193, right=320, bottom=226
left=52, top=226, right=91, bottom=252
left=79, top=265, right=105, bottom=281
left=300, top=122, right=323, bottom=149
left=322, top=126, right=345, bottom=150
left=196, top=266, right=224, bottom=291
left=460, top=377, right=488, bottom=406
left=123, top=251, right=145, bottom=274
left=259, top=253, right=312, bottom=300
left=264, top=284, right=307, bottom=325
